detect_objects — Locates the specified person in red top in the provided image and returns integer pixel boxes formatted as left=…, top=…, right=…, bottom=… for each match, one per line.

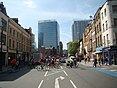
left=39, top=57, right=46, bottom=70
left=10, top=59, right=17, bottom=70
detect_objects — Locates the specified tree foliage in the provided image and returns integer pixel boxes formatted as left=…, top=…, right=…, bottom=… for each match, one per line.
left=68, top=41, right=79, bottom=56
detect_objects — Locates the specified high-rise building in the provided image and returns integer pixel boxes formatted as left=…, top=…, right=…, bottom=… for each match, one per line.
left=72, top=20, right=90, bottom=41
left=38, top=20, right=60, bottom=51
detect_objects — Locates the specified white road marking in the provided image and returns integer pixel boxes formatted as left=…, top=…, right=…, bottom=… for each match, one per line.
left=70, top=80, right=77, bottom=88
left=60, top=66, right=63, bottom=69
left=63, top=70, right=68, bottom=76
left=44, top=71, right=48, bottom=76
left=55, top=76, right=65, bottom=88
left=38, top=80, right=43, bottom=88
left=55, top=77, right=59, bottom=88
left=46, top=70, right=63, bottom=77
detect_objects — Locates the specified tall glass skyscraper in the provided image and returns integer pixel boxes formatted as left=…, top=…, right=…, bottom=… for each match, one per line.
left=72, top=20, right=90, bottom=41
left=38, top=20, right=60, bottom=51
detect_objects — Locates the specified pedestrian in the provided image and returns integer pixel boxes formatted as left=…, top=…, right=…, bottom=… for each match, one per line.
left=84, top=57, right=87, bottom=64
left=105, top=57, right=108, bottom=65
left=98, top=58, right=101, bottom=67
left=93, top=58, right=97, bottom=67
left=16, top=60, right=20, bottom=70
left=101, top=57, right=104, bottom=65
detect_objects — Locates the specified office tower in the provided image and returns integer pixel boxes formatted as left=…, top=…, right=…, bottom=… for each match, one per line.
left=72, top=20, right=90, bottom=41
left=38, top=20, right=60, bottom=51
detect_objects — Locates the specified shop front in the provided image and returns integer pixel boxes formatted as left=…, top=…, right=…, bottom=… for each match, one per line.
left=102, top=46, right=117, bottom=65
left=95, top=47, right=102, bottom=61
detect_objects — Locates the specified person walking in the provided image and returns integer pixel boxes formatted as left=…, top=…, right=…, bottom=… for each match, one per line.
left=84, top=57, right=87, bottom=64
left=93, top=58, right=97, bottom=67
left=98, top=58, right=101, bottom=67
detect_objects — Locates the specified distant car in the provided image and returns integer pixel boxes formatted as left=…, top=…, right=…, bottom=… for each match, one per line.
left=60, top=58, right=66, bottom=63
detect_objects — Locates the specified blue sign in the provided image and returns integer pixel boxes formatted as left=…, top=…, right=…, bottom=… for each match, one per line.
left=96, top=47, right=102, bottom=51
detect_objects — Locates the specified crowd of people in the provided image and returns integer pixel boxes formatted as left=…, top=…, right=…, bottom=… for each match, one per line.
left=29, top=56, right=62, bottom=70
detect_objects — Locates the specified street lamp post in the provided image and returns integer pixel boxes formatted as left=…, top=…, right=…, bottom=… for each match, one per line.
left=0, top=25, right=3, bottom=71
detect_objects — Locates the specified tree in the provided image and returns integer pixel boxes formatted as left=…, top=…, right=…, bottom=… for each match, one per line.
left=68, top=41, right=79, bottom=56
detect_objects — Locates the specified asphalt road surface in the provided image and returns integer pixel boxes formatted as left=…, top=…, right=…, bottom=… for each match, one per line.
left=0, top=64, right=117, bottom=88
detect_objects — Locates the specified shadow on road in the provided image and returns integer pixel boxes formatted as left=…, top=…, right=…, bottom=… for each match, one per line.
left=0, top=67, right=31, bottom=81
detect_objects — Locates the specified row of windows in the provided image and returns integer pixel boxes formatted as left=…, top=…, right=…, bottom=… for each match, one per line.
left=96, top=35, right=102, bottom=47
left=101, top=5, right=117, bottom=20
left=103, top=34, right=109, bottom=46
left=102, top=18, right=117, bottom=32
left=112, top=5, right=117, bottom=13
left=9, top=27, right=30, bottom=44
left=101, top=8, right=107, bottom=19
left=95, top=23, right=101, bottom=33
left=9, top=27, right=22, bottom=39
left=9, top=39, right=31, bottom=51
left=102, top=20, right=108, bottom=32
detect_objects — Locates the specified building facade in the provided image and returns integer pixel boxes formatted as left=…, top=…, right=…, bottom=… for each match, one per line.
left=8, top=18, right=32, bottom=62
left=0, top=2, right=8, bottom=66
left=72, top=20, right=90, bottom=41
left=38, top=20, right=60, bottom=51
left=94, top=7, right=103, bottom=61
left=100, top=0, right=117, bottom=65
left=83, top=23, right=92, bottom=60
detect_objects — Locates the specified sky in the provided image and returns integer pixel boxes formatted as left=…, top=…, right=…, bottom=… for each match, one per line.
left=1, top=0, right=106, bottom=49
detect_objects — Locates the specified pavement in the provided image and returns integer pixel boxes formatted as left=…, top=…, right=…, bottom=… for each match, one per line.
left=0, top=65, right=29, bottom=76
left=80, top=60, right=117, bottom=72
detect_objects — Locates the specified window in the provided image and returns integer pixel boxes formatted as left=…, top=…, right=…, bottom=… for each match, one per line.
left=17, top=32, right=18, bottom=38
left=100, top=35, right=102, bottom=46
left=9, top=39, right=11, bottom=47
left=115, top=33, right=117, bottom=44
left=9, top=27, right=12, bottom=34
left=17, top=42, right=18, bottom=49
left=103, top=24, right=104, bottom=32
left=114, top=18, right=117, bottom=27
left=0, top=33, right=6, bottom=45
left=97, top=25, right=99, bottom=33
left=107, top=34, right=109, bottom=46
left=112, top=5, right=117, bottom=13
left=13, top=30, right=15, bottom=37
left=99, top=23, right=101, bottom=31
left=104, top=36, right=105, bottom=46
left=101, top=12, right=103, bottom=19
left=96, top=38, right=97, bottom=47
left=13, top=40, right=15, bottom=48
left=98, top=13, right=100, bottom=19
left=95, top=27, right=97, bottom=33
left=104, top=8, right=106, bottom=16
left=1, top=18, right=7, bottom=31
left=98, top=36, right=99, bottom=46
left=105, top=21, right=108, bottom=30
left=1, top=34, right=6, bottom=45
left=0, top=33, right=1, bottom=42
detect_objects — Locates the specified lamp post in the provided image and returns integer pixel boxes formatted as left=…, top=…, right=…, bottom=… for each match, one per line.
left=0, top=25, right=3, bottom=71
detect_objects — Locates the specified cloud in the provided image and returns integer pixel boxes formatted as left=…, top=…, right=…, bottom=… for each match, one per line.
left=23, top=0, right=37, bottom=8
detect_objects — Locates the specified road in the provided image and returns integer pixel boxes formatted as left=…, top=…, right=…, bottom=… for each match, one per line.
left=0, top=64, right=117, bottom=88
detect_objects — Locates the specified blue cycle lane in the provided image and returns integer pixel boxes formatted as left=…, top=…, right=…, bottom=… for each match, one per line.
left=89, top=67, right=117, bottom=77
